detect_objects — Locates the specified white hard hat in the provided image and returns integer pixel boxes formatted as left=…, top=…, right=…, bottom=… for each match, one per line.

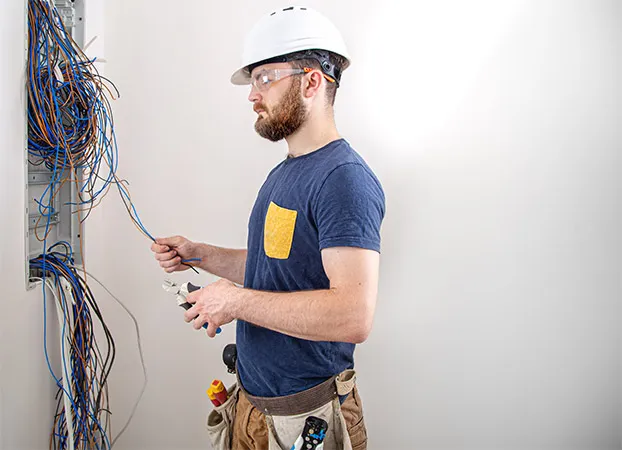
left=231, top=6, right=351, bottom=86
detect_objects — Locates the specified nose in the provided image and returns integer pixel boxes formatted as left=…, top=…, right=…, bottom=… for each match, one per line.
left=248, top=85, right=262, bottom=103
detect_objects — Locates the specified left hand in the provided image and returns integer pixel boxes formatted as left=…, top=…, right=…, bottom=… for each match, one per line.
left=184, top=279, right=238, bottom=337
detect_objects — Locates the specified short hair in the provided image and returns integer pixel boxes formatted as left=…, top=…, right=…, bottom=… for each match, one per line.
left=288, top=51, right=348, bottom=106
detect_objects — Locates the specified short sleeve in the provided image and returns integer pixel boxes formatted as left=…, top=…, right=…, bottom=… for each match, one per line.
left=314, top=163, right=385, bottom=252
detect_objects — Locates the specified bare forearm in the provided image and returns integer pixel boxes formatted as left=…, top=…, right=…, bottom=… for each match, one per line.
left=233, top=287, right=371, bottom=343
left=197, top=244, right=247, bottom=285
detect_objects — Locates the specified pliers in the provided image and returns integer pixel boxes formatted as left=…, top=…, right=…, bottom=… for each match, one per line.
left=162, top=279, right=222, bottom=334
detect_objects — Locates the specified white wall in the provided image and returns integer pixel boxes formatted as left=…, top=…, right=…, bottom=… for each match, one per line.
left=0, top=2, right=61, bottom=450
left=2, top=0, right=616, bottom=449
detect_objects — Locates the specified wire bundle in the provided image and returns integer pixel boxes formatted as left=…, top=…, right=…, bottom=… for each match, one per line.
left=31, top=243, right=115, bottom=450
left=27, top=2, right=153, bottom=448
left=27, top=0, right=202, bottom=273
left=27, top=0, right=154, bottom=241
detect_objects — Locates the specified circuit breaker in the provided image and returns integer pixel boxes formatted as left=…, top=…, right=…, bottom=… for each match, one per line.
left=26, top=0, right=86, bottom=289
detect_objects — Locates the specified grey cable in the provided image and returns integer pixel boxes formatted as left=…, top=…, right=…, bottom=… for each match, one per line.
left=68, top=266, right=148, bottom=449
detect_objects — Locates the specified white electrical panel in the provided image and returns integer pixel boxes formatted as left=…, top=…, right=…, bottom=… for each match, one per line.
left=26, top=0, right=86, bottom=289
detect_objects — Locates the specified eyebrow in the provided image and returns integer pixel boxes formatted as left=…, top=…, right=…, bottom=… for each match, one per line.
left=250, top=67, right=267, bottom=77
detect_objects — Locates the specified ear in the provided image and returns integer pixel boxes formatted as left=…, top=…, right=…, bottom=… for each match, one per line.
left=302, top=70, right=324, bottom=99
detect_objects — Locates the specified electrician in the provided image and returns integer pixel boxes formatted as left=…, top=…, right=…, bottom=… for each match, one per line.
left=151, top=6, right=385, bottom=449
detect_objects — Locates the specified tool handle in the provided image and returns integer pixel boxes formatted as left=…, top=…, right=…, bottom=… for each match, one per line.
left=181, top=283, right=222, bottom=334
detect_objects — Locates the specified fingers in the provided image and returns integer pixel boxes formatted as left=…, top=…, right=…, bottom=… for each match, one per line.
left=152, top=236, right=194, bottom=273
left=186, top=291, right=198, bottom=305
left=154, top=249, right=177, bottom=261
left=151, top=242, right=170, bottom=253
left=184, top=304, right=197, bottom=323
left=159, top=256, right=182, bottom=271
left=165, top=263, right=183, bottom=273
left=206, top=322, right=218, bottom=338
left=184, top=302, right=205, bottom=327
left=180, top=287, right=222, bottom=337
left=183, top=305, right=203, bottom=330
left=194, top=317, right=207, bottom=331
left=153, top=241, right=182, bottom=271
left=184, top=301, right=216, bottom=335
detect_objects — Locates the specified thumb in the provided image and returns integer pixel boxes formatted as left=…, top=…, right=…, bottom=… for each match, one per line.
left=155, top=236, right=184, bottom=247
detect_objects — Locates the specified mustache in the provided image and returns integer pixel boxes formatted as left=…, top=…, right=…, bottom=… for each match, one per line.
left=253, top=104, right=267, bottom=113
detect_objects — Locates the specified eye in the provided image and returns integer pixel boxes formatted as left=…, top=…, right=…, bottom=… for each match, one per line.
left=253, top=71, right=271, bottom=86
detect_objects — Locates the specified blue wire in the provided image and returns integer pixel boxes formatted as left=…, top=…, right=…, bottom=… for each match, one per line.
left=36, top=262, right=85, bottom=442
left=29, top=0, right=158, bottom=246
left=29, top=2, right=156, bottom=445
left=32, top=250, right=112, bottom=449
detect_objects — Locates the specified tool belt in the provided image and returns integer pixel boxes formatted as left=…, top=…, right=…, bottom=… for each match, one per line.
left=206, top=370, right=357, bottom=450
left=239, top=369, right=356, bottom=416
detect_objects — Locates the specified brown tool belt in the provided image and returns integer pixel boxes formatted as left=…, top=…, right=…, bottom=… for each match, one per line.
left=237, top=369, right=356, bottom=416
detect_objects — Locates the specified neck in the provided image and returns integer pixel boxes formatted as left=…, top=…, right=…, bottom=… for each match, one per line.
left=285, top=110, right=340, bottom=158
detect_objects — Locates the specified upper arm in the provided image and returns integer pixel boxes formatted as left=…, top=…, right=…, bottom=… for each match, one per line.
left=314, top=162, right=385, bottom=340
left=321, top=247, right=380, bottom=340
left=322, top=247, right=380, bottom=294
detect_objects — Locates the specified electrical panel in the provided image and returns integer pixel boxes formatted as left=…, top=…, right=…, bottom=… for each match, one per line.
left=26, top=0, right=85, bottom=289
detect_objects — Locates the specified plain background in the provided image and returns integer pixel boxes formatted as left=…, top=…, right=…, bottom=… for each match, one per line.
left=1, top=0, right=620, bottom=449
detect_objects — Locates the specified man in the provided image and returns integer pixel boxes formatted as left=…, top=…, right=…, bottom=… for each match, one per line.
left=152, top=6, right=385, bottom=449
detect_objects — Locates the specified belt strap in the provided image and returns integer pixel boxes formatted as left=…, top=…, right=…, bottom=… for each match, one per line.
left=237, top=370, right=356, bottom=416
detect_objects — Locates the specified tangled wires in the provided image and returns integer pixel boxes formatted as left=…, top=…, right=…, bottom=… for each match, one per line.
left=31, top=243, right=115, bottom=450
left=31, top=242, right=148, bottom=450
left=27, top=0, right=154, bottom=241
left=27, top=0, right=201, bottom=273
left=27, top=2, right=154, bottom=448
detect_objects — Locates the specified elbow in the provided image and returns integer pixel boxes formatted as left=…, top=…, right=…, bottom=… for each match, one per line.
left=349, top=324, right=372, bottom=344
left=335, top=288, right=377, bottom=344
left=346, top=307, right=374, bottom=344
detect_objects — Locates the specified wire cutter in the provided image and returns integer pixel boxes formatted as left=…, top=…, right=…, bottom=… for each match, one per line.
left=162, top=279, right=222, bottom=334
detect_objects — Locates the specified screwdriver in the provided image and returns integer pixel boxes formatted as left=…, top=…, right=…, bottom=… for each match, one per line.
left=207, top=379, right=228, bottom=406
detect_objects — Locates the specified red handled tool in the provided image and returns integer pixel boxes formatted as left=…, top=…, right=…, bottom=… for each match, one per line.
left=207, top=379, right=228, bottom=406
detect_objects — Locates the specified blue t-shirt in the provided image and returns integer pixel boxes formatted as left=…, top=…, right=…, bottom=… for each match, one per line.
left=237, top=138, right=385, bottom=397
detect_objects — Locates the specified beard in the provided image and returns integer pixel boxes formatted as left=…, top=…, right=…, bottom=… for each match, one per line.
left=254, top=79, right=307, bottom=142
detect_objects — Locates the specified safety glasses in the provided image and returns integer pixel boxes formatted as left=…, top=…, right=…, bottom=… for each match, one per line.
left=250, top=67, right=336, bottom=92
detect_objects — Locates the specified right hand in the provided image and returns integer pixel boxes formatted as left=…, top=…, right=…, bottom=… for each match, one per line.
left=151, top=236, right=199, bottom=273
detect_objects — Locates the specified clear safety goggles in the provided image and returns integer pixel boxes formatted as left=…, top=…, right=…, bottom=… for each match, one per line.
left=249, top=67, right=336, bottom=92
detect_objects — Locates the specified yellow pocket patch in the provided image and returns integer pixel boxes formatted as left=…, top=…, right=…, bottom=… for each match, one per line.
left=264, top=201, right=297, bottom=259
